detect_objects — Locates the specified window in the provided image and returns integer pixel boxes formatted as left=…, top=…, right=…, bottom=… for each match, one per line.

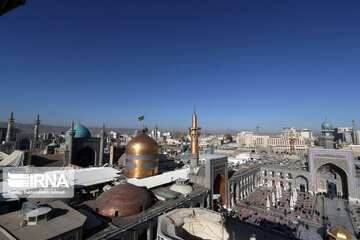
left=28, top=217, right=36, bottom=222
left=37, top=214, right=46, bottom=221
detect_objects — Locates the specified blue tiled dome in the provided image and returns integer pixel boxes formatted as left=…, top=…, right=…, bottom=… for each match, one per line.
left=321, top=121, right=333, bottom=130
left=184, top=149, right=191, bottom=157
left=65, top=124, right=91, bottom=139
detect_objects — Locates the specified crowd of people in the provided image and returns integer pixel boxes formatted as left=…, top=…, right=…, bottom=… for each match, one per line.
left=231, top=187, right=319, bottom=237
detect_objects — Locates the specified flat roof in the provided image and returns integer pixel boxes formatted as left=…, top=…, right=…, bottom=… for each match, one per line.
left=0, top=182, right=19, bottom=202
left=199, top=154, right=227, bottom=161
left=0, top=201, right=86, bottom=240
left=71, top=167, right=120, bottom=188
left=127, top=168, right=189, bottom=189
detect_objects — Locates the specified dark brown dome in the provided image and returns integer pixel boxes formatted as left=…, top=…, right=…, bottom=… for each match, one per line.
left=93, top=182, right=152, bottom=217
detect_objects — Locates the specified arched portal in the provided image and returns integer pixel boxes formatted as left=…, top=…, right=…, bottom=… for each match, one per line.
left=295, top=176, right=308, bottom=192
left=316, top=163, right=348, bottom=197
left=286, top=182, right=292, bottom=191
left=19, top=138, right=31, bottom=150
left=328, top=182, right=337, bottom=197
left=260, top=151, right=267, bottom=156
left=264, top=179, right=268, bottom=187
left=77, top=146, right=95, bottom=167
left=271, top=180, right=275, bottom=187
left=213, top=172, right=226, bottom=210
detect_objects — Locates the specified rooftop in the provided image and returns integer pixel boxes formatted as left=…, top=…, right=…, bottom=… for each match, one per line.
left=127, top=168, right=190, bottom=189
left=0, top=201, right=86, bottom=240
left=79, top=183, right=208, bottom=239
left=157, top=208, right=299, bottom=240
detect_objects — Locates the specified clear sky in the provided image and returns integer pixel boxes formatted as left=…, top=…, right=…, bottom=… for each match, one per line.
left=1, top=0, right=359, bottom=133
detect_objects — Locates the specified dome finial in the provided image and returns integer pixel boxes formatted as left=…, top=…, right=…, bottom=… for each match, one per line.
left=322, top=118, right=333, bottom=130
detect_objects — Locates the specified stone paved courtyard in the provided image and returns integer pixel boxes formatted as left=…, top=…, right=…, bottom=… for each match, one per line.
left=232, top=187, right=359, bottom=239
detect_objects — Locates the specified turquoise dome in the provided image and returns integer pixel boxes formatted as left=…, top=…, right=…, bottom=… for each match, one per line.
left=321, top=121, right=333, bottom=130
left=65, top=124, right=91, bottom=139
left=184, top=149, right=191, bottom=157
left=205, top=149, right=214, bottom=154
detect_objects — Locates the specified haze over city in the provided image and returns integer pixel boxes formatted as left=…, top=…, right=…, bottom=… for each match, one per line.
left=1, top=0, right=360, bottom=132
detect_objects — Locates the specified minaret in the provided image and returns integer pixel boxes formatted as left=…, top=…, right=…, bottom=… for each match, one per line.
left=180, top=132, right=184, bottom=145
left=189, top=106, right=201, bottom=173
left=68, top=121, right=75, bottom=165
left=289, top=131, right=295, bottom=154
left=32, top=114, right=40, bottom=149
left=99, top=123, right=106, bottom=166
left=321, top=117, right=334, bottom=149
left=154, top=124, right=158, bottom=141
left=142, top=124, right=148, bottom=134
left=352, top=120, right=357, bottom=145
left=5, top=112, right=15, bottom=143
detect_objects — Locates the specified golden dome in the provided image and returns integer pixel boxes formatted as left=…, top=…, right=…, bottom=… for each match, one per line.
left=126, top=133, right=159, bottom=155
left=125, top=133, right=159, bottom=179
left=329, top=226, right=353, bottom=240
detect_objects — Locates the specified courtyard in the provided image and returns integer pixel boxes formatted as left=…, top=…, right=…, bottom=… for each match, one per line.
left=231, top=187, right=359, bottom=239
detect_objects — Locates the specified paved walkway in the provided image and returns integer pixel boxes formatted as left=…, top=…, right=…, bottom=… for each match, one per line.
left=324, top=197, right=356, bottom=235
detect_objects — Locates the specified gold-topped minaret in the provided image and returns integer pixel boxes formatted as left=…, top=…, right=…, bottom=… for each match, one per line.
left=189, top=106, right=201, bottom=171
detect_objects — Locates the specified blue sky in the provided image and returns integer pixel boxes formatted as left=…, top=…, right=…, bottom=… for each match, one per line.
left=1, top=0, right=359, bottom=133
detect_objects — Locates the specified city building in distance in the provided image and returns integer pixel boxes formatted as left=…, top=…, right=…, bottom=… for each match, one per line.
left=1, top=109, right=360, bottom=240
